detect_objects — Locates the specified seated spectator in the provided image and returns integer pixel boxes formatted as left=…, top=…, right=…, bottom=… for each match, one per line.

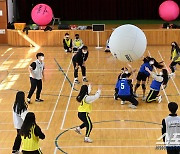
left=63, top=33, right=72, bottom=52
left=73, top=34, right=84, bottom=53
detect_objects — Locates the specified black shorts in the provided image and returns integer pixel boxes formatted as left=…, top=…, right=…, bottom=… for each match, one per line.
left=136, top=72, right=148, bottom=81
left=119, top=95, right=138, bottom=106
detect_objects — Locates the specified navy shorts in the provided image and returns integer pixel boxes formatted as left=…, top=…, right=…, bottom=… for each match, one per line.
left=136, top=72, right=148, bottom=81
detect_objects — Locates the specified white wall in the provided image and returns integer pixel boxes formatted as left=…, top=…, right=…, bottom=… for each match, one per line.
left=7, top=0, right=13, bottom=23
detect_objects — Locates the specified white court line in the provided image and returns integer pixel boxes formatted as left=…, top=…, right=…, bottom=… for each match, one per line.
left=0, top=51, right=14, bottom=67
left=60, top=145, right=156, bottom=149
left=148, top=50, right=170, bottom=103
left=60, top=82, right=75, bottom=130
left=46, top=54, right=73, bottom=130
left=158, top=50, right=180, bottom=95
left=54, top=147, right=58, bottom=154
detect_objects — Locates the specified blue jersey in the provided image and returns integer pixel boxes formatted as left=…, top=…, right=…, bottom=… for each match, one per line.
left=117, top=79, right=131, bottom=96
left=150, top=79, right=163, bottom=91
left=139, top=62, right=153, bottom=76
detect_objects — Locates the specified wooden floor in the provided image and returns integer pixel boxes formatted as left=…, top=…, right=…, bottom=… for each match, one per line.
left=0, top=45, right=180, bottom=154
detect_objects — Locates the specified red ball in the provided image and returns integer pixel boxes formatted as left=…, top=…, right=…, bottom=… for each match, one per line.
left=159, top=1, right=179, bottom=21
left=31, top=4, right=53, bottom=26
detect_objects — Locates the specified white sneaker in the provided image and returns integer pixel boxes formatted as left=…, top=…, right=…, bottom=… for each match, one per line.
left=157, top=95, right=162, bottom=103
left=133, top=93, right=138, bottom=97
left=12, top=150, right=19, bottom=154
left=84, top=137, right=93, bottom=143
left=74, top=79, right=80, bottom=84
left=121, top=101, right=126, bottom=105
left=142, top=96, right=146, bottom=101
left=169, top=73, right=175, bottom=78
left=74, top=127, right=81, bottom=135
left=128, top=104, right=137, bottom=109
left=27, top=98, right=31, bottom=104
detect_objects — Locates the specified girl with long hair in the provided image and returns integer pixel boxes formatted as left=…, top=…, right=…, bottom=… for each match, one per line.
left=145, top=67, right=168, bottom=103
left=133, top=56, right=164, bottom=101
left=19, top=112, right=45, bottom=154
left=75, top=84, right=101, bottom=143
left=12, top=91, right=28, bottom=154
left=169, top=41, right=180, bottom=75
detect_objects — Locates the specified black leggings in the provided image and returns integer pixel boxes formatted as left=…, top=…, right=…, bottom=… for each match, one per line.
left=146, top=90, right=159, bottom=103
left=119, top=95, right=138, bottom=106
left=12, top=129, right=21, bottom=152
left=73, top=61, right=86, bottom=78
left=78, top=112, right=92, bottom=137
left=169, top=61, right=180, bottom=73
left=27, top=77, right=42, bottom=99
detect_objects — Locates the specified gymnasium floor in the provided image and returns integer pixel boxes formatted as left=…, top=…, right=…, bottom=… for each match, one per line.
left=0, top=45, right=179, bottom=154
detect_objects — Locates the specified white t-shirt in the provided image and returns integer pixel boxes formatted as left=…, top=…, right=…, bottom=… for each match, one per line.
left=13, top=109, right=28, bottom=129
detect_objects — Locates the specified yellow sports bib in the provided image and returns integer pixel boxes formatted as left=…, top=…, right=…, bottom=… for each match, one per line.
left=21, top=125, right=39, bottom=151
left=78, top=96, right=92, bottom=113
left=172, top=49, right=180, bottom=62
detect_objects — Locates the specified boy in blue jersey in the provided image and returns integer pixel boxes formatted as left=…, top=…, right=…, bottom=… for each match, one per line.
left=145, top=67, right=168, bottom=103
left=116, top=70, right=138, bottom=109
left=133, top=56, right=164, bottom=101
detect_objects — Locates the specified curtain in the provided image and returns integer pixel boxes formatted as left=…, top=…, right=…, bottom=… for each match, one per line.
left=16, top=0, right=180, bottom=22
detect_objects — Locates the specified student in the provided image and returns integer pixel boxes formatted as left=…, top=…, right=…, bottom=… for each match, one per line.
left=27, top=53, right=45, bottom=104
left=114, top=66, right=135, bottom=100
left=133, top=56, right=163, bottom=101
left=162, top=102, right=180, bottom=154
left=12, top=91, right=28, bottom=154
left=145, top=67, right=168, bottom=103
left=104, top=38, right=110, bottom=52
left=63, top=33, right=72, bottom=52
left=116, top=69, right=138, bottom=108
left=72, top=46, right=89, bottom=84
left=169, top=42, right=180, bottom=76
left=75, top=84, right=101, bottom=143
left=72, top=34, right=84, bottom=53
left=19, top=112, right=45, bottom=154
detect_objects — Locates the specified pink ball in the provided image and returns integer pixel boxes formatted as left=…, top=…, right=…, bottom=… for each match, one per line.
left=159, top=0, right=179, bottom=21
left=31, top=4, right=53, bottom=26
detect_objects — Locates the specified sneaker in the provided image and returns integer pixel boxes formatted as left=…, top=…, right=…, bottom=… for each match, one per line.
left=84, top=137, right=93, bottom=143
left=114, top=93, right=118, bottom=100
left=121, top=101, right=126, bottom=105
left=142, top=96, right=146, bottom=101
left=12, top=150, right=19, bottom=154
left=27, top=98, right=31, bottom=104
left=157, top=95, right=162, bottom=103
left=133, top=93, right=138, bottom=98
left=128, top=104, right=137, bottom=109
left=74, top=127, right=81, bottom=135
left=83, top=78, right=88, bottom=82
left=35, top=99, right=44, bottom=102
left=169, top=73, right=175, bottom=78
left=74, top=79, right=80, bottom=84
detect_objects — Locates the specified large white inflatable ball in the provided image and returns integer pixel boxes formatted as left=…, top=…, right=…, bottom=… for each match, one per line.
left=109, top=24, right=147, bottom=62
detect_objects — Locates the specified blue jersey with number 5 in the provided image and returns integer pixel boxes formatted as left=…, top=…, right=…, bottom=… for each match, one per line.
left=117, top=79, right=131, bottom=96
